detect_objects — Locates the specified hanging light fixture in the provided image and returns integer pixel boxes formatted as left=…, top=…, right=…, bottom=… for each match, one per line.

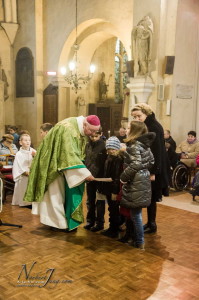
left=62, top=0, right=95, bottom=93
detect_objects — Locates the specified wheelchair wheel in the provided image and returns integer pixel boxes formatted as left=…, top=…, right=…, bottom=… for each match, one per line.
left=172, top=163, right=189, bottom=191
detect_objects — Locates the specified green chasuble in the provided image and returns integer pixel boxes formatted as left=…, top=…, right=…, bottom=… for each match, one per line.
left=24, top=117, right=88, bottom=230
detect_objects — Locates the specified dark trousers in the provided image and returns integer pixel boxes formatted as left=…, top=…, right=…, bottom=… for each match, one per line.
left=86, top=182, right=105, bottom=227
left=106, top=195, right=120, bottom=231
left=146, top=185, right=163, bottom=229
left=96, top=200, right=105, bottom=227
left=125, top=217, right=134, bottom=238
left=147, top=200, right=157, bottom=228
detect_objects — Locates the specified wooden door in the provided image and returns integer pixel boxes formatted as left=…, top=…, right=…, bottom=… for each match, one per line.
left=96, top=107, right=110, bottom=138
left=110, top=104, right=123, bottom=135
left=43, top=84, right=58, bottom=125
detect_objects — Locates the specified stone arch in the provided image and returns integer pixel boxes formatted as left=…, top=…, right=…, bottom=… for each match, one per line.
left=57, top=19, right=130, bottom=119
left=58, top=19, right=129, bottom=75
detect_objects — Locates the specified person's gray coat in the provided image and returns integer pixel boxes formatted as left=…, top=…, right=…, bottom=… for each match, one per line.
left=120, top=132, right=155, bottom=208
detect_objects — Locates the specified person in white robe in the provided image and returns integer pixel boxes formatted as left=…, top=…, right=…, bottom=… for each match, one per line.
left=12, top=134, right=36, bottom=207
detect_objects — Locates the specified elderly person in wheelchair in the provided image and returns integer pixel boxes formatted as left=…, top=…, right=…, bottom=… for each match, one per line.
left=176, top=130, right=199, bottom=168
left=167, top=131, right=199, bottom=191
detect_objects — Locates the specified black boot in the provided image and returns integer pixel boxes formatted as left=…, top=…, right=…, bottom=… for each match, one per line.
left=101, top=227, right=119, bottom=238
left=90, top=225, right=104, bottom=232
left=143, top=223, right=150, bottom=230
left=95, top=200, right=105, bottom=228
left=145, top=201, right=157, bottom=233
left=144, top=222, right=157, bottom=234
left=84, top=223, right=94, bottom=230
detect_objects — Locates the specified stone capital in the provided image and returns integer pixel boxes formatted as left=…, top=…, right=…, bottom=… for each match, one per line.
left=127, top=76, right=155, bottom=121
left=1, top=22, right=19, bottom=44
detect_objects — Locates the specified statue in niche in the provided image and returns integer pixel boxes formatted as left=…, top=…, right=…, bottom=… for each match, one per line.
left=76, top=95, right=86, bottom=116
left=0, top=57, right=9, bottom=100
left=99, top=72, right=109, bottom=102
left=131, top=16, right=153, bottom=77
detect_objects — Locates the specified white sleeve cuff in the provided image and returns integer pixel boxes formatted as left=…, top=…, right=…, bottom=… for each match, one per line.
left=63, top=167, right=91, bottom=188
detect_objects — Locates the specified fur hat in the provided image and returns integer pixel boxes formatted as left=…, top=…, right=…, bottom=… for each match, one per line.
left=131, top=103, right=153, bottom=116
left=106, top=136, right=121, bottom=150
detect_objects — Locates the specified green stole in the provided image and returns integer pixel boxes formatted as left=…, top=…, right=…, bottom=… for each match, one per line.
left=65, top=165, right=85, bottom=230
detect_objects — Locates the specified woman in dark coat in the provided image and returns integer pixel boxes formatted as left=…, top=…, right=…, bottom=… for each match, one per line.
left=120, top=121, right=155, bottom=249
left=131, top=103, right=169, bottom=233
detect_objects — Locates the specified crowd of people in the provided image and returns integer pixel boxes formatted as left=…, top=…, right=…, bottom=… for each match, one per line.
left=1, top=105, right=199, bottom=251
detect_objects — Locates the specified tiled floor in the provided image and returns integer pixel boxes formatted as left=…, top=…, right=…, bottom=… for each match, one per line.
left=159, top=190, right=199, bottom=213
left=0, top=192, right=199, bottom=300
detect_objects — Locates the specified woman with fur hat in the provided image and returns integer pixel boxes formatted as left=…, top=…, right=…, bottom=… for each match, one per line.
left=131, top=103, right=169, bottom=234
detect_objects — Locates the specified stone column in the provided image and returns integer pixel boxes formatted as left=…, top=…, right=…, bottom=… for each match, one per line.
left=4, top=0, right=12, bottom=22
left=35, top=0, right=44, bottom=146
left=11, top=0, right=17, bottom=23
left=4, top=0, right=17, bottom=23
left=0, top=81, right=5, bottom=137
left=127, top=76, right=155, bottom=121
left=1, top=0, right=18, bottom=44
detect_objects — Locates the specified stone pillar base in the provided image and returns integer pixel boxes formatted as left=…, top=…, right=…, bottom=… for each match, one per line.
left=127, top=76, right=155, bottom=121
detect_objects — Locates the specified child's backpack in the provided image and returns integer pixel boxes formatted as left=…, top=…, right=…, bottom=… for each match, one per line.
left=190, top=171, right=199, bottom=200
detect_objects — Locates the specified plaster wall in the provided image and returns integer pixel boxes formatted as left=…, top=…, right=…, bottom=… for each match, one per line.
left=156, top=0, right=178, bottom=130
left=171, top=0, right=199, bottom=145
left=58, top=86, right=71, bottom=120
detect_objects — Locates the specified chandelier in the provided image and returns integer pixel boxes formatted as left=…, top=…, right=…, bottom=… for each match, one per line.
left=61, top=0, right=95, bottom=93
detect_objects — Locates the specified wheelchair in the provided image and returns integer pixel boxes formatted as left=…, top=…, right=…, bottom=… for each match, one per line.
left=171, top=162, right=189, bottom=191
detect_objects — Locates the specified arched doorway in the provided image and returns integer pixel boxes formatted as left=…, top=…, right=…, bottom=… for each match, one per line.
left=56, top=19, right=130, bottom=120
